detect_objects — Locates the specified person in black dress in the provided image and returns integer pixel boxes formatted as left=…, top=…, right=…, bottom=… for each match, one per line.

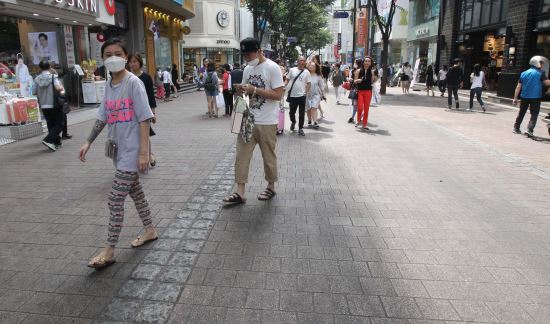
left=128, top=53, right=158, bottom=166
left=172, top=64, right=181, bottom=93
left=426, top=64, right=435, bottom=97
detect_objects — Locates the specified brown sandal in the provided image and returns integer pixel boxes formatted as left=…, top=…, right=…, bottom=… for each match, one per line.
left=87, top=256, right=116, bottom=269
left=131, top=235, right=159, bottom=248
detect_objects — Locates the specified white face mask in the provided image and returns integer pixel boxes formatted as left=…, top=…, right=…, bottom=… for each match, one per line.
left=104, top=56, right=127, bottom=72
left=247, top=58, right=259, bottom=67
left=18, top=59, right=23, bottom=65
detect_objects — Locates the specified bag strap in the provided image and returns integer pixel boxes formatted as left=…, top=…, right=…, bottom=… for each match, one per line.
left=288, top=69, right=305, bottom=97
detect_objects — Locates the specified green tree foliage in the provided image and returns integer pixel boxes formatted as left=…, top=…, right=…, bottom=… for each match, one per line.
left=244, top=0, right=333, bottom=60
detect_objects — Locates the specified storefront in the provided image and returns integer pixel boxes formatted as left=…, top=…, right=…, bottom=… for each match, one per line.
left=142, top=2, right=193, bottom=78
left=372, top=0, right=409, bottom=67
left=407, top=0, right=439, bottom=83
left=182, top=0, right=240, bottom=75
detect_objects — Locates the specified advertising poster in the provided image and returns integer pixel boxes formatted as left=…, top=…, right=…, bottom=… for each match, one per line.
left=64, top=26, right=76, bottom=67
left=89, top=33, right=106, bottom=66
left=28, top=32, right=59, bottom=65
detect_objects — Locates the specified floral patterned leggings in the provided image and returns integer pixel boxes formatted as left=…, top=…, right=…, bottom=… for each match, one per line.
left=107, top=170, right=153, bottom=246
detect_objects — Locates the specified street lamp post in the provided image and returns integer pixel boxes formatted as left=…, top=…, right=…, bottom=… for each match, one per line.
left=351, top=0, right=357, bottom=64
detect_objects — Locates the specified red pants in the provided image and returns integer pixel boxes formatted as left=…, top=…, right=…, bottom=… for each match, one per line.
left=357, top=90, right=372, bottom=127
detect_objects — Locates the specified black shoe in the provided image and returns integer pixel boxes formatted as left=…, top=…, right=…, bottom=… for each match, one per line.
left=298, top=129, right=305, bottom=136
left=308, top=120, right=312, bottom=125
left=347, top=118, right=354, bottom=123
left=313, top=122, right=319, bottom=129
left=62, top=134, right=72, bottom=140
left=526, top=130, right=534, bottom=137
left=456, top=103, right=460, bottom=109
left=290, top=122, right=295, bottom=131
left=513, top=129, right=522, bottom=134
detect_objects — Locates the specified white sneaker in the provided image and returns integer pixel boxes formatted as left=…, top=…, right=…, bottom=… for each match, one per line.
left=42, top=141, right=57, bottom=151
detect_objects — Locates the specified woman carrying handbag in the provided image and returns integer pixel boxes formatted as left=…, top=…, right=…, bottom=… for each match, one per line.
left=353, top=56, right=378, bottom=130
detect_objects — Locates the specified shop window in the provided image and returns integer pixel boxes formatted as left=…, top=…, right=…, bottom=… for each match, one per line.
left=542, top=0, right=550, bottom=13
left=481, top=0, right=491, bottom=26
left=464, top=0, right=473, bottom=29
left=154, top=37, right=172, bottom=71
left=490, top=0, right=501, bottom=24
left=472, top=0, right=482, bottom=28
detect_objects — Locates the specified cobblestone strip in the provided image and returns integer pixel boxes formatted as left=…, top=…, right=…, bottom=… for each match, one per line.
left=96, top=149, right=236, bottom=324
left=409, top=113, right=550, bottom=180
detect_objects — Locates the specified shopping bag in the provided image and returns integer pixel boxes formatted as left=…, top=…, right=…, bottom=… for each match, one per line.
left=216, top=93, right=225, bottom=109
left=231, top=96, right=247, bottom=134
left=277, top=105, right=285, bottom=134
left=372, top=83, right=381, bottom=106
left=26, top=98, right=39, bottom=123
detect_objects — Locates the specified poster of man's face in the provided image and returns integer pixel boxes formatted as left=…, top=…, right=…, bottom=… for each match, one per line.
left=28, top=32, right=59, bottom=65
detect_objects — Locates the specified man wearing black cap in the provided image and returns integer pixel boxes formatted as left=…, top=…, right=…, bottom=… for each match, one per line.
left=222, top=38, right=285, bottom=205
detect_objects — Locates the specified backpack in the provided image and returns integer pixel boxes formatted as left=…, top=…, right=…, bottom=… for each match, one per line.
left=204, top=72, right=217, bottom=91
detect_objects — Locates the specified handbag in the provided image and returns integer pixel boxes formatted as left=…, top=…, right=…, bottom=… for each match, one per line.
left=348, top=89, right=358, bottom=99
left=216, top=93, right=225, bottom=109
left=104, top=76, right=131, bottom=160
left=52, top=75, right=70, bottom=114
left=286, top=69, right=305, bottom=102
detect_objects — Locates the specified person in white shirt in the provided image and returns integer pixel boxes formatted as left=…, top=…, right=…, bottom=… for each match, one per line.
left=469, top=64, right=486, bottom=112
left=438, top=65, right=448, bottom=97
left=285, top=56, right=311, bottom=136
left=222, top=38, right=284, bottom=205
left=162, top=67, right=173, bottom=102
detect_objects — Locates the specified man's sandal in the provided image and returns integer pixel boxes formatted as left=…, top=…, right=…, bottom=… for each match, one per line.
left=131, top=235, right=159, bottom=248
left=258, top=188, right=276, bottom=201
left=87, top=256, right=116, bottom=269
left=223, top=193, right=246, bottom=205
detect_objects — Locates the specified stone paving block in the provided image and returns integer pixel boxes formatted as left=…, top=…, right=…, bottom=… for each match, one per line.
left=297, top=274, right=331, bottom=292
left=18, top=292, right=63, bottom=314
left=245, top=289, right=279, bottom=310
left=485, top=301, right=535, bottom=323
left=360, top=278, right=397, bottom=296
left=223, top=256, right=253, bottom=271
left=450, top=300, right=498, bottom=322
left=49, top=294, right=94, bottom=317
left=178, top=285, right=215, bottom=305
left=414, top=298, right=460, bottom=321
left=102, top=298, right=141, bottom=322
left=261, top=310, right=298, bottom=324
left=168, top=304, right=226, bottom=324
left=146, top=282, right=182, bottom=302
left=309, top=259, right=339, bottom=275
left=135, top=300, right=174, bottom=323
left=235, top=271, right=266, bottom=289
left=211, top=287, right=247, bottom=308
left=346, top=295, right=385, bottom=317
left=224, top=308, right=262, bottom=324
left=379, top=297, right=423, bottom=319
left=313, top=293, right=349, bottom=314
left=0, top=311, right=27, bottom=324
left=118, top=280, right=153, bottom=299
left=130, top=264, right=162, bottom=281
left=390, top=279, right=430, bottom=298
left=329, top=276, right=363, bottom=294
left=297, top=312, right=335, bottom=324
left=279, top=291, right=313, bottom=312
left=266, top=273, right=298, bottom=291
left=252, top=256, right=281, bottom=272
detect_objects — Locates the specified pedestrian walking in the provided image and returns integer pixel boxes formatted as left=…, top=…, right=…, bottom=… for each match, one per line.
left=204, top=62, right=220, bottom=118
left=331, top=63, right=344, bottom=104
left=322, top=61, right=331, bottom=92
left=347, top=59, right=361, bottom=124
left=400, top=62, right=412, bottom=94
left=353, top=56, right=378, bottom=131
left=33, top=59, right=65, bottom=151
left=513, top=56, right=550, bottom=137
left=171, top=64, right=180, bottom=93
left=222, top=64, right=234, bottom=116
left=193, top=64, right=199, bottom=84
left=469, top=64, right=486, bottom=112
left=446, top=59, right=463, bottom=109
left=128, top=53, right=158, bottom=166
left=306, top=62, right=324, bottom=129
left=286, top=56, right=311, bottom=136
left=438, top=65, right=448, bottom=96
left=50, top=68, right=72, bottom=140
left=231, top=63, right=244, bottom=107
left=222, top=38, right=284, bottom=205
left=78, top=38, right=157, bottom=269
left=198, top=58, right=208, bottom=91
left=426, top=64, right=436, bottom=96
left=162, top=67, right=173, bottom=102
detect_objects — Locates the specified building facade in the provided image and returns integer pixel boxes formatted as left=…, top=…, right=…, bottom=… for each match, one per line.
left=180, top=0, right=241, bottom=75
left=373, top=0, right=410, bottom=66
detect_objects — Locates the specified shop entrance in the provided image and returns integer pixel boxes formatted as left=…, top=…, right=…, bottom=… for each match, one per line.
left=458, top=31, right=504, bottom=91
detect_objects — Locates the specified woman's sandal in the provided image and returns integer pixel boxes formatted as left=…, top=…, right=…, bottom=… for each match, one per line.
left=258, top=188, right=276, bottom=201
left=131, top=235, right=159, bottom=248
left=87, top=255, right=116, bottom=269
left=150, top=154, right=156, bottom=167
left=223, top=193, right=246, bottom=205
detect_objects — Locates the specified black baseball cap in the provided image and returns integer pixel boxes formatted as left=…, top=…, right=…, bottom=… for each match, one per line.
left=240, top=38, right=261, bottom=53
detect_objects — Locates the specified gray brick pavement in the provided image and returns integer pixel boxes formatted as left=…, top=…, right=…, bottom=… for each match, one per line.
left=1, top=88, right=550, bottom=323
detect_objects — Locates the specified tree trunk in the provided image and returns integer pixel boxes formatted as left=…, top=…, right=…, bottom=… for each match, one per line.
left=253, top=0, right=259, bottom=39
left=380, top=36, right=389, bottom=95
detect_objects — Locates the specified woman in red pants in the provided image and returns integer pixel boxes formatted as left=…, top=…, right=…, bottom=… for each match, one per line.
left=353, top=57, right=378, bottom=131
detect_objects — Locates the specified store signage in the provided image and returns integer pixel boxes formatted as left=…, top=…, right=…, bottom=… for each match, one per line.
left=415, top=27, right=429, bottom=37
left=333, top=11, right=349, bottom=19
left=217, top=40, right=230, bottom=45
left=63, top=25, right=76, bottom=67
left=337, top=33, right=342, bottom=50
left=104, top=0, right=115, bottom=15
left=50, top=0, right=99, bottom=14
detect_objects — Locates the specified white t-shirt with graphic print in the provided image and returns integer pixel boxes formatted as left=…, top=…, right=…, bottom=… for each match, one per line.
left=287, top=67, right=311, bottom=98
left=242, top=59, right=284, bottom=125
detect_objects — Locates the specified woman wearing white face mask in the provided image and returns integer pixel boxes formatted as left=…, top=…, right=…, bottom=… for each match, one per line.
left=78, top=38, right=157, bottom=269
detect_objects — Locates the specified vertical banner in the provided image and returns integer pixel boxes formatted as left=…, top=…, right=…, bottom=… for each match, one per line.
left=89, top=33, right=106, bottom=66
left=64, top=26, right=76, bottom=67
left=337, top=33, right=342, bottom=50
left=410, top=58, right=421, bottom=88
left=357, top=9, right=367, bottom=47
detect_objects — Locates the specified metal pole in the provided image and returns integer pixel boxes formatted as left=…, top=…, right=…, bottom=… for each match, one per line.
left=351, top=0, right=357, bottom=64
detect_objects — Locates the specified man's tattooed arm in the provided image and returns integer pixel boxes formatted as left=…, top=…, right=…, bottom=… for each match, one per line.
left=87, top=120, right=106, bottom=144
